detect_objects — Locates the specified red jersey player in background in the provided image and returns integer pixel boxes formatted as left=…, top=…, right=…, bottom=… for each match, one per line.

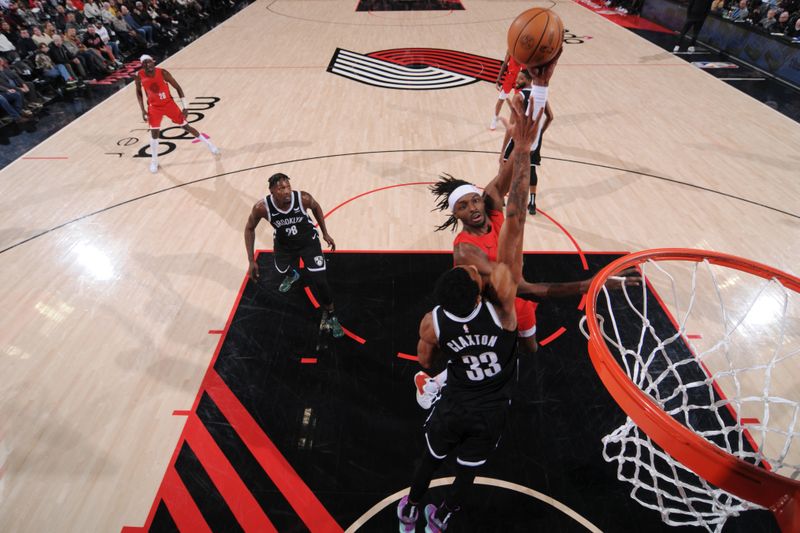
left=490, top=51, right=522, bottom=131
left=135, top=54, right=220, bottom=174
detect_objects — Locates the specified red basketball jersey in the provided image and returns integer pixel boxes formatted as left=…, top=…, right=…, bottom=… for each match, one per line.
left=453, top=208, right=504, bottom=261
left=139, top=68, right=173, bottom=107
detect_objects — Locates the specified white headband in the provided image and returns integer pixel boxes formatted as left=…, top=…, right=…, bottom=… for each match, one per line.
left=447, top=184, right=481, bottom=212
left=140, top=54, right=153, bottom=62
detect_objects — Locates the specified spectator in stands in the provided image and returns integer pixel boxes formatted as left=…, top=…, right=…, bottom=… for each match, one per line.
left=132, top=1, right=161, bottom=35
left=0, top=21, right=15, bottom=43
left=100, top=2, right=116, bottom=24
left=0, top=57, right=41, bottom=109
left=774, top=9, right=791, bottom=31
left=53, top=5, right=68, bottom=32
left=83, top=23, right=120, bottom=65
left=786, top=14, right=800, bottom=35
left=43, top=22, right=57, bottom=42
left=49, top=33, right=87, bottom=79
left=673, top=0, right=713, bottom=52
left=35, top=41, right=73, bottom=82
left=0, top=87, right=31, bottom=122
left=84, top=0, right=102, bottom=21
left=109, top=8, right=146, bottom=52
left=64, top=26, right=112, bottom=77
left=121, top=5, right=154, bottom=45
left=729, top=0, right=750, bottom=20
left=17, top=6, right=41, bottom=30
left=15, top=28, right=37, bottom=59
left=92, top=20, right=121, bottom=60
left=0, top=31, right=16, bottom=60
left=759, top=7, right=779, bottom=30
left=63, top=12, right=80, bottom=32
left=31, top=26, right=52, bottom=47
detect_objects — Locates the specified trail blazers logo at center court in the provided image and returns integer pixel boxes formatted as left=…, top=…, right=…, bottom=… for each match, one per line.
left=327, top=40, right=589, bottom=91
left=327, top=48, right=496, bottom=90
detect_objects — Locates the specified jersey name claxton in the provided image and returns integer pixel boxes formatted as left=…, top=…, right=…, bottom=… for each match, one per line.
left=445, top=334, right=499, bottom=353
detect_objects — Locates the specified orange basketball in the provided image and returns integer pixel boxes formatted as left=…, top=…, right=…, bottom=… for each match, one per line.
left=507, top=8, right=564, bottom=69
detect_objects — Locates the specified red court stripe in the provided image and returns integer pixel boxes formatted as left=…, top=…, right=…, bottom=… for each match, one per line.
left=161, top=466, right=212, bottom=533
left=304, top=286, right=320, bottom=308
left=687, top=334, right=702, bottom=339
left=342, top=327, right=366, bottom=344
left=204, top=370, right=343, bottom=533
left=208, top=329, right=224, bottom=334
left=536, top=208, right=588, bottom=270
left=397, top=352, right=419, bottom=361
left=539, top=327, right=567, bottom=347
left=300, top=357, right=318, bottom=364
left=323, top=181, right=434, bottom=221
left=172, top=410, right=190, bottom=416
left=184, top=415, right=277, bottom=532
left=741, top=418, right=760, bottom=424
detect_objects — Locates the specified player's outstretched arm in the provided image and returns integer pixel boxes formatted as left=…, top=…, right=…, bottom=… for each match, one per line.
left=302, top=191, right=335, bottom=251
left=490, top=104, right=542, bottom=330
left=244, top=201, right=266, bottom=279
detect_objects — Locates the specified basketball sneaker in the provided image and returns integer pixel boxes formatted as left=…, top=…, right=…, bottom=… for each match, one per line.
left=327, top=314, right=344, bottom=338
left=397, top=496, right=419, bottom=533
left=490, top=116, right=498, bottom=130
left=149, top=160, right=158, bottom=173
left=424, top=503, right=453, bottom=533
left=414, top=371, right=441, bottom=409
left=278, top=270, right=300, bottom=292
left=528, top=202, right=536, bottom=215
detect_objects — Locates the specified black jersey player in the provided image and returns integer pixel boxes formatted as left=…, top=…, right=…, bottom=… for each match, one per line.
left=244, top=173, right=343, bottom=338
left=397, top=98, right=546, bottom=532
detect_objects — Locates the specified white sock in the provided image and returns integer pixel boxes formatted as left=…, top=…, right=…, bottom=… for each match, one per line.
left=149, top=138, right=158, bottom=164
left=197, top=133, right=218, bottom=152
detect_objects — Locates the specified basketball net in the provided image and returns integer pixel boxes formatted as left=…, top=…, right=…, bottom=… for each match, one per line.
left=580, top=249, right=800, bottom=532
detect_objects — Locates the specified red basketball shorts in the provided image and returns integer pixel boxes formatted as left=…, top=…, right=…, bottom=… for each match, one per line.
left=148, top=100, right=186, bottom=128
left=515, top=297, right=538, bottom=338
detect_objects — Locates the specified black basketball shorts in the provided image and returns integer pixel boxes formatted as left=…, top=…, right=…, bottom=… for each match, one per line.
left=423, top=395, right=510, bottom=467
left=273, top=235, right=326, bottom=274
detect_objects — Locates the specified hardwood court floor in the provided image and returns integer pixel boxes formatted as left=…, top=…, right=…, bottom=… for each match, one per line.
left=0, top=1, right=797, bottom=531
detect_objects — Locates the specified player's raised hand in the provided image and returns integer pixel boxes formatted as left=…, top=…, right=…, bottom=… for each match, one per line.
left=508, top=98, right=544, bottom=153
left=531, top=48, right=563, bottom=86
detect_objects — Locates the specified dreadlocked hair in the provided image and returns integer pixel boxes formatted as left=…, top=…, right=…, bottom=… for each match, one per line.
left=434, top=267, right=480, bottom=317
left=429, top=173, right=497, bottom=232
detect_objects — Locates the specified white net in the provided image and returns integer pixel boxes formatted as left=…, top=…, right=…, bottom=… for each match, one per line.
left=582, top=255, right=800, bottom=532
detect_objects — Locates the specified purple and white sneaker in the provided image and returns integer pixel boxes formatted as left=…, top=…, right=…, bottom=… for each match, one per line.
left=397, top=495, right=419, bottom=533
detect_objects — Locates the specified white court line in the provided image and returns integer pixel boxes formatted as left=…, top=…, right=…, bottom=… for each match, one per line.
left=344, top=476, right=602, bottom=532
left=719, top=77, right=766, bottom=81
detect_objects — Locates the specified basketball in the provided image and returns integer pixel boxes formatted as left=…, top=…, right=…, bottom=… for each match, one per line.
left=507, top=8, right=564, bottom=68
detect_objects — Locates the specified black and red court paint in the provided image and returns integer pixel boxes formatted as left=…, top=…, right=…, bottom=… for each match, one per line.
left=124, top=252, right=777, bottom=532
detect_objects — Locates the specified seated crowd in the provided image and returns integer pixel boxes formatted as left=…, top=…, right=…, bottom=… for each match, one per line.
left=712, top=0, right=800, bottom=36
left=0, top=0, right=243, bottom=125
left=602, top=0, right=799, bottom=35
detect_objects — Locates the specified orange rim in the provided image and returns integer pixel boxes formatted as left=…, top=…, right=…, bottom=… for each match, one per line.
left=585, top=248, right=800, bottom=531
